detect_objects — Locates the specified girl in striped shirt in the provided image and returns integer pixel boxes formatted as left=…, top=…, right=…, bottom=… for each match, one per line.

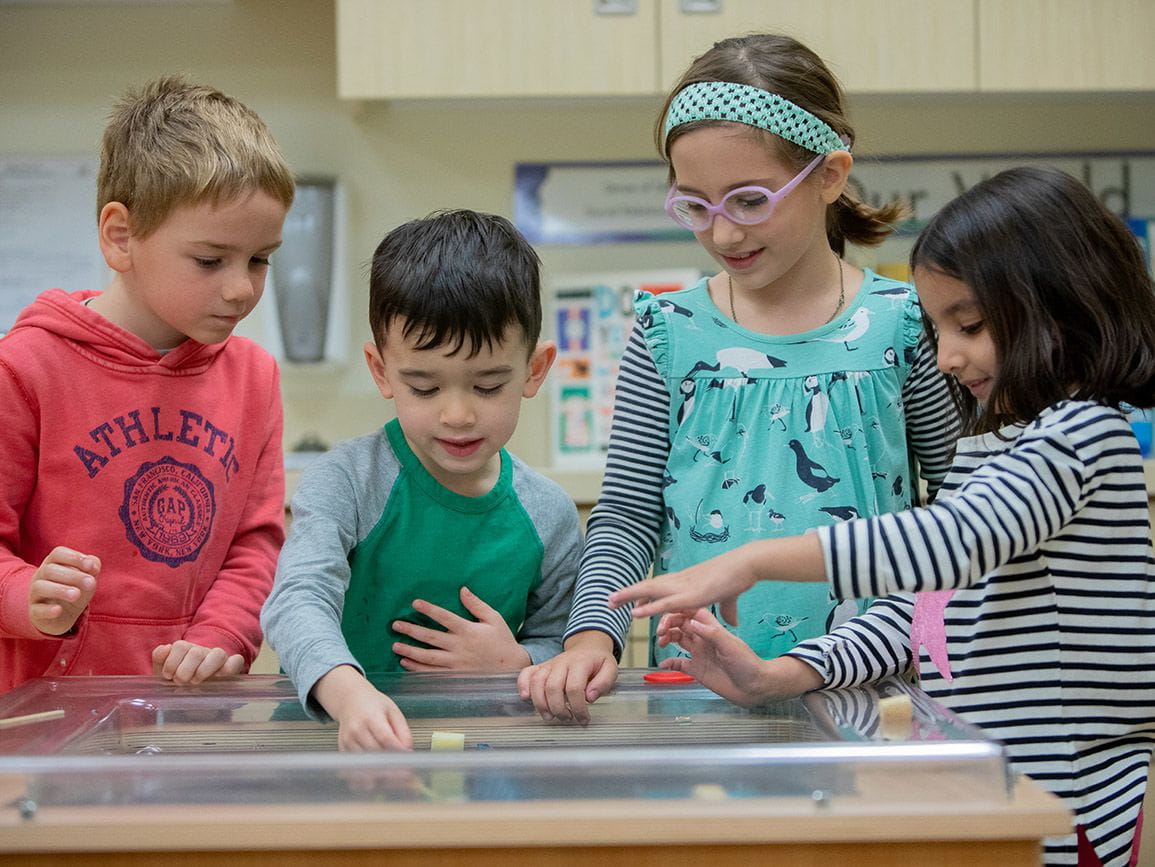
left=609, top=166, right=1155, bottom=867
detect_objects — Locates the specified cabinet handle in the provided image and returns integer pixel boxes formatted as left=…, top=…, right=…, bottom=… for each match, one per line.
left=594, top=0, right=638, bottom=15
left=681, top=0, right=722, bottom=12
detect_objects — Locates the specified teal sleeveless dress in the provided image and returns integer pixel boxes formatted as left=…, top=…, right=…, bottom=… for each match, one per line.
left=641, top=270, right=922, bottom=662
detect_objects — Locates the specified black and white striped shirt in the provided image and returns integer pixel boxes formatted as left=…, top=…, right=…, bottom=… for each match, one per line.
left=793, top=400, right=1155, bottom=866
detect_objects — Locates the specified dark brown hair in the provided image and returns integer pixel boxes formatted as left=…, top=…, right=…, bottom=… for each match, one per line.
left=369, top=210, right=542, bottom=358
left=911, top=165, right=1155, bottom=435
left=655, top=33, right=906, bottom=255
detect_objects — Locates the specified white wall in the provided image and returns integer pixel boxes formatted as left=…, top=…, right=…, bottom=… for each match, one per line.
left=4, top=0, right=1154, bottom=471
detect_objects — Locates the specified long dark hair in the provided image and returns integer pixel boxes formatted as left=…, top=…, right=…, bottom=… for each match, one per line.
left=656, top=33, right=907, bottom=256
left=911, top=165, right=1155, bottom=434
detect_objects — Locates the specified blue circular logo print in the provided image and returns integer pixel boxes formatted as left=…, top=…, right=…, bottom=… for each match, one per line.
left=120, top=457, right=217, bottom=567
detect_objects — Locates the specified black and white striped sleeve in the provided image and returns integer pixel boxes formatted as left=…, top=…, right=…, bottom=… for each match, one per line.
left=821, top=407, right=1091, bottom=601
left=788, top=594, right=915, bottom=688
left=562, top=321, right=670, bottom=652
left=902, top=334, right=959, bottom=501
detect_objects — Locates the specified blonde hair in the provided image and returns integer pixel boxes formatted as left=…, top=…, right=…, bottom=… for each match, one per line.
left=656, top=34, right=906, bottom=255
left=97, top=76, right=295, bottom=236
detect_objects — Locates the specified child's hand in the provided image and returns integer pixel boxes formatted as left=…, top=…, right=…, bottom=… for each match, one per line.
left=607, top=543, right=766, bottom=624
left=657, top=608, right=823, bottom=708
left=151, top=640, right=245, bottom=685
left=313, top=665, right=413, bottom=751
left=28, top=546, right=100, bottom=635
left=392, top=587, right=530, bottom=672
left=516, top=631, right=619, bottom=725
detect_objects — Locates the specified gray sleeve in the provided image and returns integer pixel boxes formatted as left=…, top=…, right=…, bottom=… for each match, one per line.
left=510, top=461, right=583, bottom=664
left=259, top=433, right=398, bottom=719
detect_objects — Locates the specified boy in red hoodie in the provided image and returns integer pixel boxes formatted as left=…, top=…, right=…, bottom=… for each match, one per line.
left=0, top=77, right=295, bottom=692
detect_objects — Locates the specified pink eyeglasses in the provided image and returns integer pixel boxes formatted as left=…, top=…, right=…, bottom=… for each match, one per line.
left=664, top=153, right=826, bottom=231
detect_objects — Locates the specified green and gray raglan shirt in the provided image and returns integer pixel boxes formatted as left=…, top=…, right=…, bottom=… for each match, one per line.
left=261, top=419, right=582, bottom=718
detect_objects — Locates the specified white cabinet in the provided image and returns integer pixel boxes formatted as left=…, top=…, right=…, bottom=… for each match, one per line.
left=978, top=0, right=1155, bottom=92
left=337, top=0, right=1155, bottom=99
left=658, top=0, right=977, bottom=93
left=337, top=0, right=661, bottom=99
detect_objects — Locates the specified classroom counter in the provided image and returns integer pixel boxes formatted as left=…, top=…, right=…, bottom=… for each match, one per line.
left=0, top=671, right=1069, bottom=866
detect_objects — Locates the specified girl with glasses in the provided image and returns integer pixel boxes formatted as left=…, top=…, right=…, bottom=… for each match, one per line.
left=520, top=33, right=958, bottom=722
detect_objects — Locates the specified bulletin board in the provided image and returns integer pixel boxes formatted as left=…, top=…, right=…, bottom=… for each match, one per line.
left=551, top=269, right=703, bottom=468
left=516, top=151, right=1155, bottom=249
left=0, top=157, right=106, bottom=334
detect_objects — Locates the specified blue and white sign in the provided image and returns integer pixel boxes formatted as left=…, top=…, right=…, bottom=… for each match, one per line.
left=514, top=151, right=1155, bottom=245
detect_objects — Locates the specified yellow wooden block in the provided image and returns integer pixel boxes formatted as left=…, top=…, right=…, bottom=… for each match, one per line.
left=430, top=731, right=465, bottom=751
left=878, top=694, right=914, bottom=740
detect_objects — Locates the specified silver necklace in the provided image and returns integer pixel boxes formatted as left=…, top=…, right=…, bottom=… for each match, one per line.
left=728, top=256, right=845, bottom=326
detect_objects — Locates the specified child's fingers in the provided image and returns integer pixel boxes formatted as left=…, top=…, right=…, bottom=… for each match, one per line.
left=189, top=650, right=244, bottom=683
left=385, top=706, right=414, bottom=750
left=584, top=658, right=618, bottom=704
left=458, top=586, right=500, bottom=622
left=151, top=644, right=172, bottom=675
left=217, top=654, right=245, bottom=678
left=42, top=546, right=101, bottom=575
left=393, top=641, right=446, bottom=668
left=29, top=574, right=92, bottom=605
left=409, top=599, right=465, bottom=630
left=393, top=619, right=450, bottom=648
left=166, top=643, right=205, bottom=683
left=28, top=600, right=65, bottom=623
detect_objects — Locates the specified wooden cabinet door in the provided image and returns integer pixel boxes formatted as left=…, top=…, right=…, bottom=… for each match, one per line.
left=658, top=0, right=976, bottom=93
left=337, top=0, right=661, bottom=99
left=979, top=0, right=1155, bottom=91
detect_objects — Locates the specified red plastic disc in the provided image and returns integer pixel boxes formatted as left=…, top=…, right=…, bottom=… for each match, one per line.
left=643, top=670, right=695, bottom=684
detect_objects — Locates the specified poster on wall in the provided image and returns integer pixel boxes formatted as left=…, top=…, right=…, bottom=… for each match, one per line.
left=515, top=151, right=1155, bottom=263
left=0, top=157, right=105, bottom=334
left=551, top=269, right=703, bottom=469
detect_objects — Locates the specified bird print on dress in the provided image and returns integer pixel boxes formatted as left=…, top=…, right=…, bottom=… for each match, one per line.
left=766, top=403, right=790, bottom=432
left=871, top=286, right=908, bottom=310
left=715, top=346, right=788, bottom=373
left=688, top=500, right=729, bottom=543
left=649, top=275, right=917, bottom=668
left=741, top=483, right=774, bottom=531
left=706, top=377, right=748, bottom=422
left=819, top=505, right=860, bottom=522
left=818, top=306, right=871, bottom=351
left=686, top=433, right=729, bottom=465
left=656, top=297, right=695, bottom=323
left=803, top=375, right=830, bottom=446
left=787, top=438, right=840, bottom=502
left=676, top=376, right=697, bottom=425
left=759, top=613, right=809, bottom=644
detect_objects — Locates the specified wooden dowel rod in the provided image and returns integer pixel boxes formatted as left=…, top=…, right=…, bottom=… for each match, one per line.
left=0, top=708, right=64, bottom=729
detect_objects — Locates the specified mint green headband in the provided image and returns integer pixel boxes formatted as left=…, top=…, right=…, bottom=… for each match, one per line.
left=664, top=81, right=847, bottom=155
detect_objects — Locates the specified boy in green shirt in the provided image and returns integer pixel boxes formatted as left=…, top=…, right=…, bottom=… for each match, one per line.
left=262, top=210, right=581, bottom=750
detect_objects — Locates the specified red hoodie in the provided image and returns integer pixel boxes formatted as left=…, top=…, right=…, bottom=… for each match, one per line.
left=0, top=289, right=284, bottom=692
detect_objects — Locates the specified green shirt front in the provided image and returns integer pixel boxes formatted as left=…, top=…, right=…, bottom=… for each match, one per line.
left=340, top=420, right=544, bottom=673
